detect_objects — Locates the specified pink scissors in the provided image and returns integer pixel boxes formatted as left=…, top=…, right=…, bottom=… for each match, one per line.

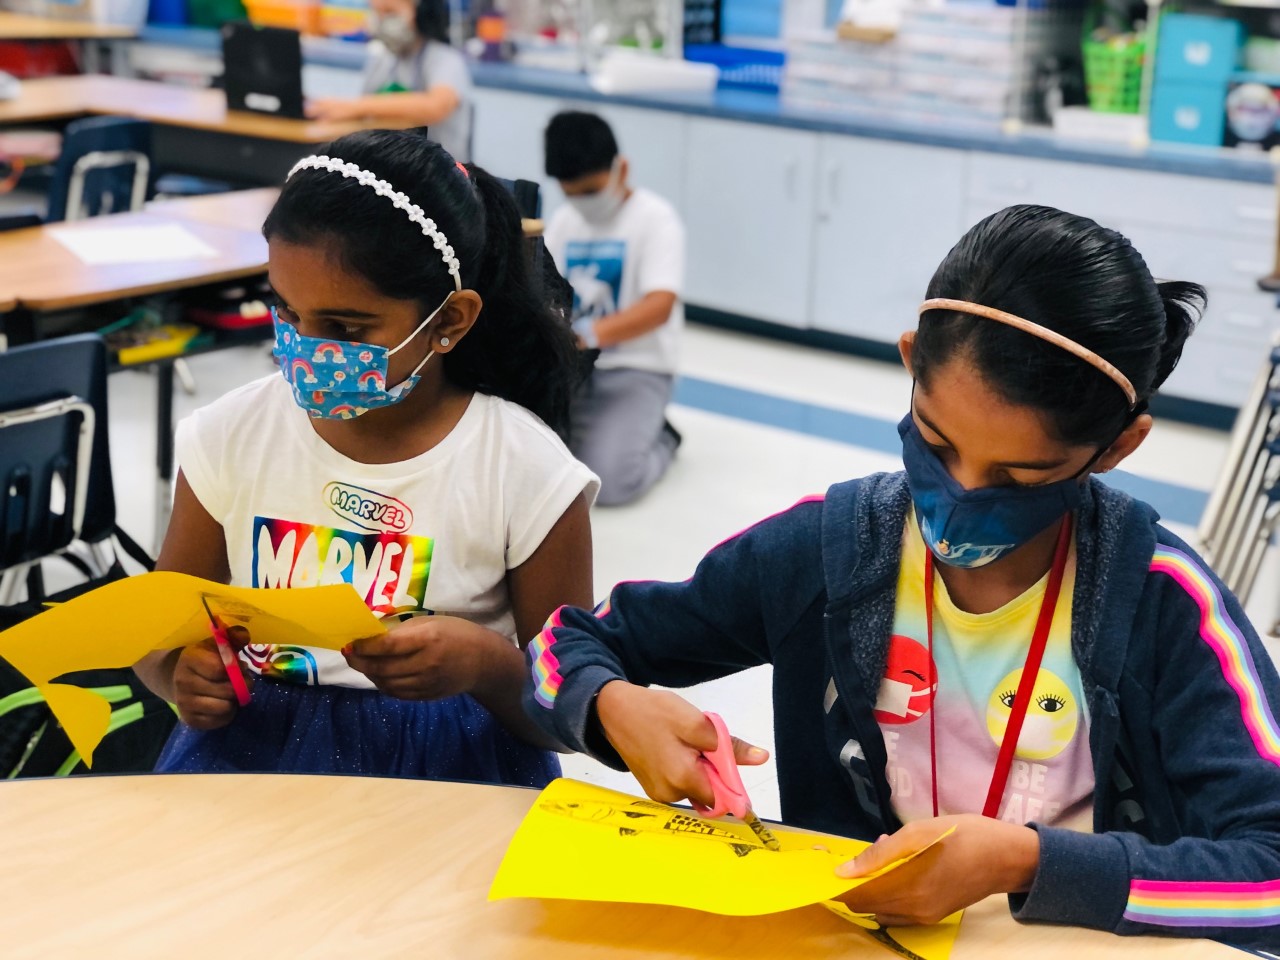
left=693, top=712, right=781, bottom=851
left=202, top=596, right=251, bottom=707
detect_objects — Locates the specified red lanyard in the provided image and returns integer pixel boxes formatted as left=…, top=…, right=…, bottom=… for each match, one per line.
left=922, top=515, right=1074, bottom=820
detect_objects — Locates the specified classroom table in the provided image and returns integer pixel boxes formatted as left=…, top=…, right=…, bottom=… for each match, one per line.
left=0, top=11, right=136, bottom=73
left=0, top=75, right=417, bottom=184
left=0, top=11, right=136, bottom=40
left=0, top=206, right=267, bottom=314
left=0, top=202, right=271, bottom=545
left=151, top=184, right=279, bottom=230
left=0, top=773, right=1245, bottom=958
left=156, top=187, right=547, bottom=238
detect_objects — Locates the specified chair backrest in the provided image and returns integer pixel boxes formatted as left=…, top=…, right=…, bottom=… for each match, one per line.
left=45, top=117, right=153, bottom=223
left=0, top=335, right=115, bottom=572
left=498, top=176, right=542, bottom=220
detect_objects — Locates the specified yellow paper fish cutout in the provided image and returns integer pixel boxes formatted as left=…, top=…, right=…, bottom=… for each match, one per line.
left=0, top=572, right=385, bottom=765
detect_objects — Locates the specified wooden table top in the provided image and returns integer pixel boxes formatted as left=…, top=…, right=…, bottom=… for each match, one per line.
left=155, top=187, right=544, bottom=241
left=0, top=11, right=137, bottom=40
left=0, top=76, right=411, bottom=143
left=0, top=773, right=1243, bottom=958
left=0, top=208, right=267, bottom=311
left=151, top=186, right=279, bottom=231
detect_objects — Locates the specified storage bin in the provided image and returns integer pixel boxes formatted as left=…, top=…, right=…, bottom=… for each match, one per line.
left=244, top=0, right=319, bottom=34
left=1150, top=78, right=1227, bottom=146
left=1083, top=34, right=1144, bottom=113
left=1156, top=14, right=1243, bottom=84
left=685, top=43, right=784, bottom=93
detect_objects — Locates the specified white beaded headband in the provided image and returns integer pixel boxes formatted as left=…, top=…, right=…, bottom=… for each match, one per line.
left=287, top=155, right=462, bottom=292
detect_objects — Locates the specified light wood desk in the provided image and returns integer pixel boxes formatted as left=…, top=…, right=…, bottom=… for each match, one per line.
left=0, top=11, right=137, bottom=40
left=0, top=13, right=137, bottom=74
left=0, top=76, right=415, bottom=184
left=151, top=185, right=279, bottom=231
left=0, top=774, right=1244, bottom=958
left=155, top=188, right=546, bottom=239
left=0, top=75, right=395, bottom=142
left=0, top=207, right=266, bottom=312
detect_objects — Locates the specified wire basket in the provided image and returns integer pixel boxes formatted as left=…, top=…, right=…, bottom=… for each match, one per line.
left=1083, top=36, right=1145, bottom=114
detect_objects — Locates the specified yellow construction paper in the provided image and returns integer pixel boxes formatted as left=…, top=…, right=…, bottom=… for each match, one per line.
left=0, top=572, right=386, bottom=764
left=489, top=779, right=955, bottom=919
left=825, top=902, right=964, bottom=960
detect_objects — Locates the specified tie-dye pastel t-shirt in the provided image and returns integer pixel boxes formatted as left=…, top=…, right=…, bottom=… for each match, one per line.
left=873, top=512, right=1095, bottom=831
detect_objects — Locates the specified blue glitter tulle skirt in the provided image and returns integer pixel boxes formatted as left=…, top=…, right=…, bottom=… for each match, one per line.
left=154, top=679, right=561, bottom=786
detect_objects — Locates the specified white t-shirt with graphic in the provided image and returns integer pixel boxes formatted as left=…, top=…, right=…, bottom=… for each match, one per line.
left=175, top=374, right=598, bottom=688
left=873, top=513, right=1096, bottom=831
left=544, top=187, right=685, bottom=376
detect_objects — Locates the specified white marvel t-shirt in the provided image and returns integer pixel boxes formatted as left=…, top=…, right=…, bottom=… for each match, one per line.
left=175, top=375, right=598, bottom=688
left=544, top=187, right=685, bottom=376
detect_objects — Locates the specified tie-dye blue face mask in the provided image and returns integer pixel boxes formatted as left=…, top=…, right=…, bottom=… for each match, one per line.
left=897, top=414, right=1085, bottom=568
left=272, top=296, right=448, bottom=420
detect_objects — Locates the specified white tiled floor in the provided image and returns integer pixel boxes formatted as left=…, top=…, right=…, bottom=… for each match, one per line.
left=100, top=323, right=1240, bottom=819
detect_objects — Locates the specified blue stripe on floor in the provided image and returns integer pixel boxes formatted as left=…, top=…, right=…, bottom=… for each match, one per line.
left=674, top=376, right=1209, bottom=528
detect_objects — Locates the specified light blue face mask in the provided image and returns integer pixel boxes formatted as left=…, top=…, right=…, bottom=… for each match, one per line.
left=272, top=295, right=447, bottom=420
left=898, top=415, right=1087, bottom=569
left=273, top=153, right=467, bottom=420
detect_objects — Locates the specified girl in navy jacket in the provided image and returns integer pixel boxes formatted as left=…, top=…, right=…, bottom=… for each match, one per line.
left=524, top=204, right=1280, bottom=946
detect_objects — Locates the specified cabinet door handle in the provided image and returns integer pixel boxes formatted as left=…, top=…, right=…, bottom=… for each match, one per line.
left=1235, top=204, right=1275, bottom=223
left=785, top=158, right=799, bottom=202
left=829, top=162, right=841, bottom=207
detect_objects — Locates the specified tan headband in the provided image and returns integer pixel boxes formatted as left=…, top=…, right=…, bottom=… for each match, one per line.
left=918, top=298, right=1137, bottom=409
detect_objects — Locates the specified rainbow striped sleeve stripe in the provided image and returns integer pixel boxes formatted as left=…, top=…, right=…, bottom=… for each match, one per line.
left=1125, top=879, right=1280, bottom=928
left=1150, top=545, right=1280, bottom=765
left=529, top=610, right=564, bottom=710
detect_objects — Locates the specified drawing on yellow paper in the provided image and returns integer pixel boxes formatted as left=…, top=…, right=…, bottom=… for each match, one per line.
left=0, top=571, right=385, bottom=764
left=490, top=779, right=962, bottom=960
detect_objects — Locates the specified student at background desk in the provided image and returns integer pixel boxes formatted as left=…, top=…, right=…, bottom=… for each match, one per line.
left=306, top=0, right=472, bottom=161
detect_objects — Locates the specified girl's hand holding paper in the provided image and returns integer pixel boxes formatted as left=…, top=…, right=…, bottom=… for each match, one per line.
left=172, top=627, right=255, bottom=730
left=342, top=615, right=498, bottom=702
left=835, top=813, right=1039, bottom=926
left=594, top=681, right=769, bottom=808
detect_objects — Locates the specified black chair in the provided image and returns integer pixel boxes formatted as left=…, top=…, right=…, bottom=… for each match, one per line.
left=0, top=116, right=153, bottom=233
left=0, top=334, right=174, bottom=777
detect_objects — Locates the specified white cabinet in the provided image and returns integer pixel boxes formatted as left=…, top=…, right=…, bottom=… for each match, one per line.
left=470, top=89, right=688, bottom=223
left=963, top=152, right=1280, bottom=409
left=474, top=80, right=1280, bottom=409
left=470, top=87, right=562, bottom=198
left=810, top=135, right=966, bottom=342
left=683, top=119, right=819, bottom=327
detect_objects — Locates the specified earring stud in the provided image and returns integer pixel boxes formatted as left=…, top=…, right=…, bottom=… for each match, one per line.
left=440, top=336, right=451, bottom=346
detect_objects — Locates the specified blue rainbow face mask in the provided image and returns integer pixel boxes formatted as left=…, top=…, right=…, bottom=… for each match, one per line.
left=272, top=298, right=447, bottom=420
left=898, top=414, right=1083, bottom=568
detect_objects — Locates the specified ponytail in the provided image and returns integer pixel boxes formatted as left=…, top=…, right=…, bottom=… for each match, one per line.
left=440, top=165, right=581, bottom=434
left=1151, top=280, right=1204, bottom=390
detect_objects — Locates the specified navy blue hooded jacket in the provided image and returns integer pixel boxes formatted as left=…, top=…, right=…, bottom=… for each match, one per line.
left=525, top=473, right=1280, bottom=946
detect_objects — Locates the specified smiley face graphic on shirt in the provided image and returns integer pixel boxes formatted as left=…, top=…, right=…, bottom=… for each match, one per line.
left=985, top=668, right=1079, bottom=760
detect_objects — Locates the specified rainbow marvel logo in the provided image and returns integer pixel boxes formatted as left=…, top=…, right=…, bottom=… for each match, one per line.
left=324, top=481, right=413, bottom=534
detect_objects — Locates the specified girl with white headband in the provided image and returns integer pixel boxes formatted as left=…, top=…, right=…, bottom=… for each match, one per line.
left=525, top=205, right=1280, bottom=945
left=135, top=130, right=598, bottom=784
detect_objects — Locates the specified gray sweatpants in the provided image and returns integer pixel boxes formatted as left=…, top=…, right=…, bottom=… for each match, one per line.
left=569, top=367, right=678, bottom=507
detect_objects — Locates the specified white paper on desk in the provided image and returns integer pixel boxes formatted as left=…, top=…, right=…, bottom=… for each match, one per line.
left=49, top=224, right=219, bottom=265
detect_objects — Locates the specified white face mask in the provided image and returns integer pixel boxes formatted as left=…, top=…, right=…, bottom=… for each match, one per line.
left=370, top=12, right=417, bottom=57
left=565, top=158, right=625, bottom=225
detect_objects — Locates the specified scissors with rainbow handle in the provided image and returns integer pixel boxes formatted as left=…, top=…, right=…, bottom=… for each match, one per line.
left=693, top=711, right=781, bottom=851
